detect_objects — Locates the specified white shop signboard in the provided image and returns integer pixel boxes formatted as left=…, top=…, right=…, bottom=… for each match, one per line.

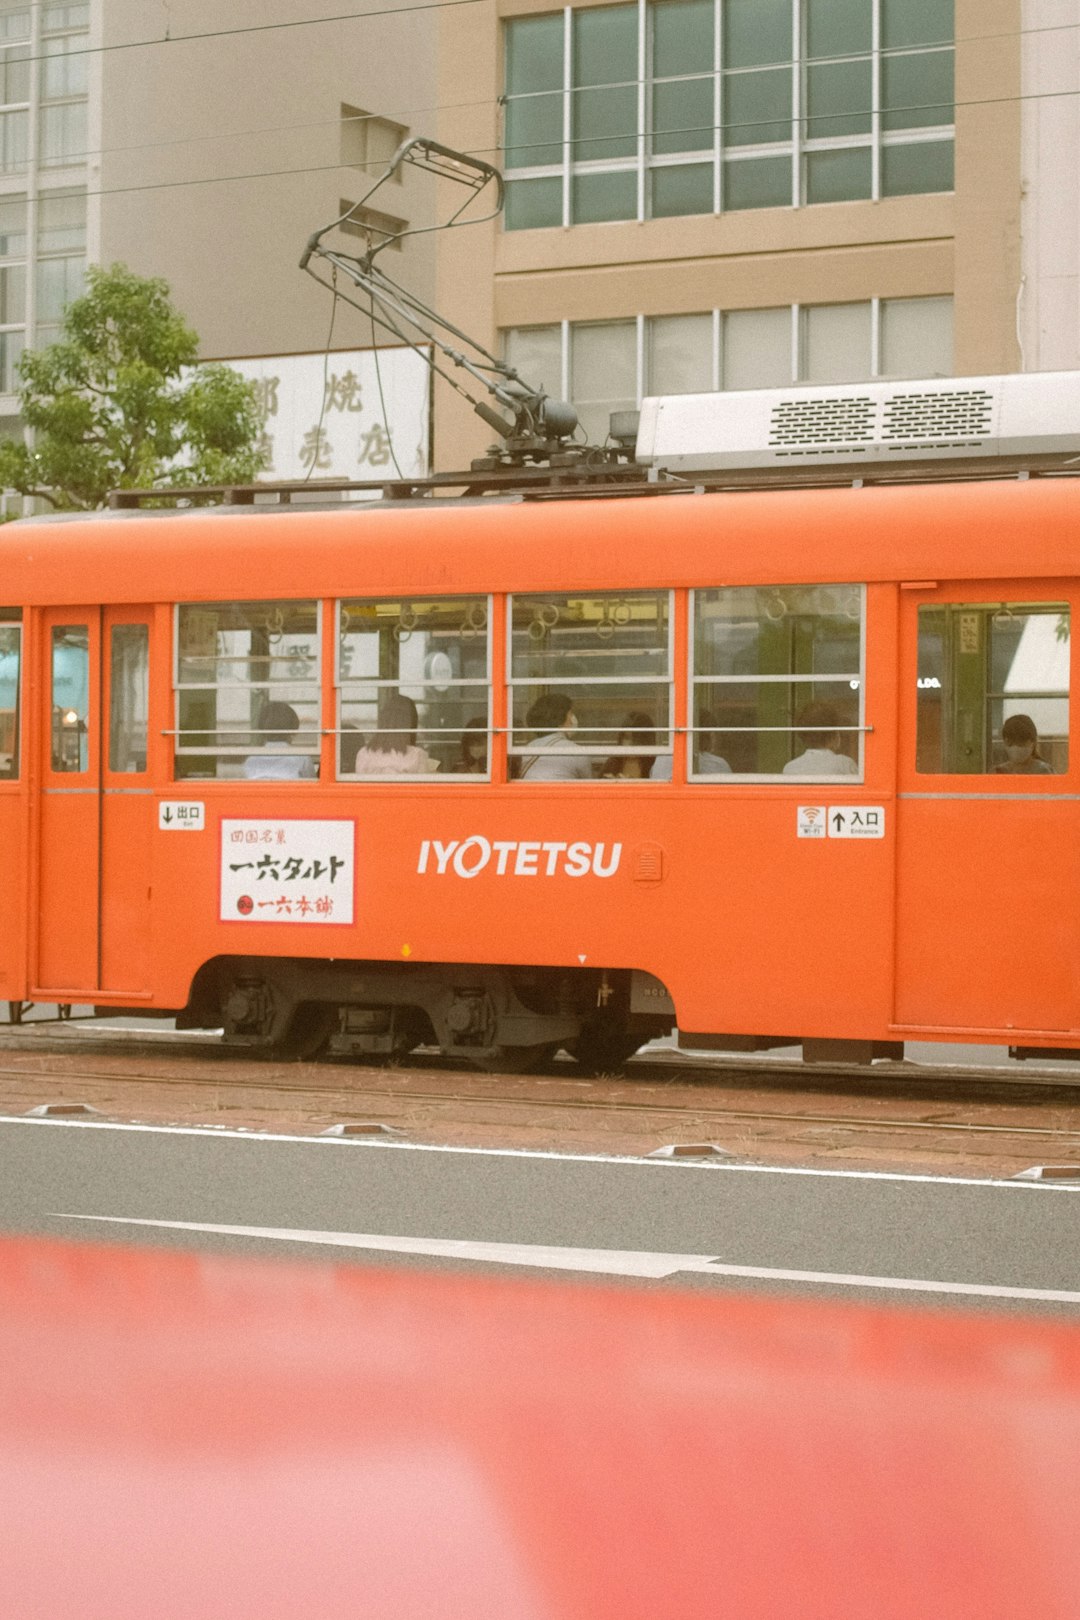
left=224, top=346, right=431, bottom=484
left=220, top=819, right=356, bottom=925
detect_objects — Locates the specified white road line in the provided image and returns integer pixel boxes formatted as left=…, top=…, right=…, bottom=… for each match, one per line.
left=5, top=1112, right=1078, bottom=1188
left=54, top=1215, right=1080, bottom=1302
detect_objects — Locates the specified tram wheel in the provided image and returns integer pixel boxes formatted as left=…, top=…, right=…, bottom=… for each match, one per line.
left=469, top=1043, right=559, bottom=1075
left=273, top=1003, right=337, bottom=1061
left=565, top=1025, right=642, bottom=1076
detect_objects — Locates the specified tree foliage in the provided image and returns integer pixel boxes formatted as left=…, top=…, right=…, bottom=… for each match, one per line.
left=0, top=263, right=266, bottom=509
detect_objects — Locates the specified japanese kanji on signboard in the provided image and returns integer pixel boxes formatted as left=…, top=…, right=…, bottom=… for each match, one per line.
left=220, top=820, right=355, bottom=924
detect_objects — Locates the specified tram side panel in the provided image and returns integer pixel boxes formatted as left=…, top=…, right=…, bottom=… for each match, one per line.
left=146, top=788, right=898, bottom=1045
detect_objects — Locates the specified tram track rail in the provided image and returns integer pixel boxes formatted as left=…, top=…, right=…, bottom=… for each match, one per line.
left=3, top=1040, right=1080, bottom=1156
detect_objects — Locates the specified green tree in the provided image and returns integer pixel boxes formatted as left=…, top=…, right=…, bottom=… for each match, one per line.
left=0, top=263, right=266, bottom=510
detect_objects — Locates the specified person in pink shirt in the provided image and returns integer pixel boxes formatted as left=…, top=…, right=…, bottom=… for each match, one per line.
left=351, top=693, right=437, bottom=776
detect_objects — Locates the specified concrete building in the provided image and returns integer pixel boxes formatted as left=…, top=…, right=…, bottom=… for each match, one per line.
left=433, top=0, right=1026, bottom=467
left=1020, top=0, right=1080, bottom=370
left=0, top=0, right=438, bottom=490
left=2, top=0, right=1075, bottom=486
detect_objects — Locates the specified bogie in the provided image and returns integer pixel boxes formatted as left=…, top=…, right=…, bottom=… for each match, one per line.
left=189, top=957, right=664, bottom=1075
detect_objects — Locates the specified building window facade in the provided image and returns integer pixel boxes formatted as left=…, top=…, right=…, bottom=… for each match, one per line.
left=503, top=0, right=953, bottom=229
left=505, top=295, right=953, bottom=443
left=0, top=6, right=28, bottom=176
left=34, top=186, right=85, bottom=346
left=0, top=0, right=89, bottom=415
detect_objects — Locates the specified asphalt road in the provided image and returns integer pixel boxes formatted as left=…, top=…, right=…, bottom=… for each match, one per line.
left=2, top=1116, right=1079, bottom=1314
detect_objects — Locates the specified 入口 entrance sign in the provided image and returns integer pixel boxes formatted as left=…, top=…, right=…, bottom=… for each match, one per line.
left=798, top=805, right=886, bottom=839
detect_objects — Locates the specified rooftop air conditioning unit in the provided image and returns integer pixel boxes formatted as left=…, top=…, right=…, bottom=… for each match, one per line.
left=634, top=371, right=1080, bottom=473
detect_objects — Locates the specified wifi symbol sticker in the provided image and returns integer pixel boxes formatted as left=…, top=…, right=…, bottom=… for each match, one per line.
left=797, top=805, right=827, bottom=839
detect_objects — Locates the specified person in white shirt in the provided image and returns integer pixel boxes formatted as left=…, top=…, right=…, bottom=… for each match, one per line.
left=650, top=709, right=732, bottom=779
left=242, top=701, right=318, bottom=779
left=519, top=692, right=592, bottom=781
left=351, top=693, right=437, bottom=776
left=782, top=700, right=859, bottom=777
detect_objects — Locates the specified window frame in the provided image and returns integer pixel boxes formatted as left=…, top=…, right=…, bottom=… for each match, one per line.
left=913, top=595, right=1072, bottom=781
left=503, top=297, right=954, bottom=438
left=506, top=587, right=675, bottom=779
left=0, top=610, right=21, bottom=780
left=172, top=599, right=323, bottom=781
left=502, top=0, right=954, bottom=229
left=688, top=582, right=868, bottom=783
left=334, top=592, right=494, bottom=783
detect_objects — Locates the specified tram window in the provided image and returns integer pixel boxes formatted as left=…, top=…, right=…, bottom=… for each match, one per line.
left=917, top=602, right=1070, bottom=775
left=51, top=624, right=89, bottom=773
left=691, top=586, right=865, bottom=779
left=337, top=596, right=490, bottom=778
left=174, top=601, right=320, bottom=780
left=509, top=592, right=672, bottom=779
left=109, top=624, right=148, bottom=773
left=0, top=612, right=21, bottom=779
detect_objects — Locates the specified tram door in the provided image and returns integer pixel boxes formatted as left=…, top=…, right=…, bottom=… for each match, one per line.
left=35, top=607, right=153, bottom=999
left=894, top=586, right=1080, bottom=1038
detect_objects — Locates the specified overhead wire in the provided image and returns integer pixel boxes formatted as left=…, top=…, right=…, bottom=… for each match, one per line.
left=2, top=0, right=485, bottom=67
left=5, top=4, right=1080, bottom=178
left=19, top=63, right=1080, bottom=207
left=303, top=263, right=339, bottom=483
left=12, top=3, right=1080, bottom=67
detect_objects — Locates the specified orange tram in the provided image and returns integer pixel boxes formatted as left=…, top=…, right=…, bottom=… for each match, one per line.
left=0, top=472, right=1077, bottom=1072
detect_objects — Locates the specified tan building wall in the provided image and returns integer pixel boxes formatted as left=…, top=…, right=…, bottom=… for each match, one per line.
left=436, top=0, right=1022, bottom=470
left=1020, top=0, right=1080, bottom=369
left=98, top=0, right=438, bottom=363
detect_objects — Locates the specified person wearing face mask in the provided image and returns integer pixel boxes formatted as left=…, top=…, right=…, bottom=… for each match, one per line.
left=519, top=692, right=592, bottom=780
left=995, top=713, right=1054, bottom=774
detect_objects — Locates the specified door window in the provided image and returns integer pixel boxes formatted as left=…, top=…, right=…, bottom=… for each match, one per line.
left=916, top=601, right=1070, bottom=775
left=50, top=622, right=88, bottom=772
left=108, top=623, right=148, bottom=773
left=0, top=610, right=20, bottom=777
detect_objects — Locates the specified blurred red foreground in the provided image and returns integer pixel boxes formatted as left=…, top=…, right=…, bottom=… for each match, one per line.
left=2, top=1235, right=1079, bottom=1619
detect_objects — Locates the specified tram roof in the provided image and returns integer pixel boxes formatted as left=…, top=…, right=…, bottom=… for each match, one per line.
left=2, top=475, right=1078, bottom=607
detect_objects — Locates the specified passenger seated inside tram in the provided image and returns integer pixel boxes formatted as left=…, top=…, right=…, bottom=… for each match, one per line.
left=649, top=710, right=731, bottom=779
left=519, top=692, right=591, bottom=781
left=454, top=716, right=488, bottom=775
left=602, top=712, right=656, bottom=779
left=994, top=712, right=1054, bottom=774
left=782, top=700, right=859, bottom=777
left=351, top=693, right=438, bottom=776
left=242, top=701, right=318, bottom=780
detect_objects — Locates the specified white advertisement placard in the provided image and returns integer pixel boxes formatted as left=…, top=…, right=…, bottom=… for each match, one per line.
left=224, top=347, right=430, bottom=485
left=220, top=819, right=355, bottom=925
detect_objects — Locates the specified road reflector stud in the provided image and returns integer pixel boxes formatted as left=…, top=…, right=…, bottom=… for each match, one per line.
left=25, top=1102, right=103, bottom=1118
left=648, top=1143, right=733, bottom=1161
left=1012, top=1164, right=1080, bottom=1181
left=320, top=1121, right=405, bottom=1138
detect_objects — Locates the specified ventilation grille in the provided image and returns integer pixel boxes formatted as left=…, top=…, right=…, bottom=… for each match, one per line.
left=632, top=842, right=664, bottom=884
left=770, top=397, right=876, bottom=447
left=882, top=388, right=994, bottom=444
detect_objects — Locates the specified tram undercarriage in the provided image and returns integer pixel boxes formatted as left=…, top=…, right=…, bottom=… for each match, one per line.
left=178, top=957, right=674, bottom=1075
